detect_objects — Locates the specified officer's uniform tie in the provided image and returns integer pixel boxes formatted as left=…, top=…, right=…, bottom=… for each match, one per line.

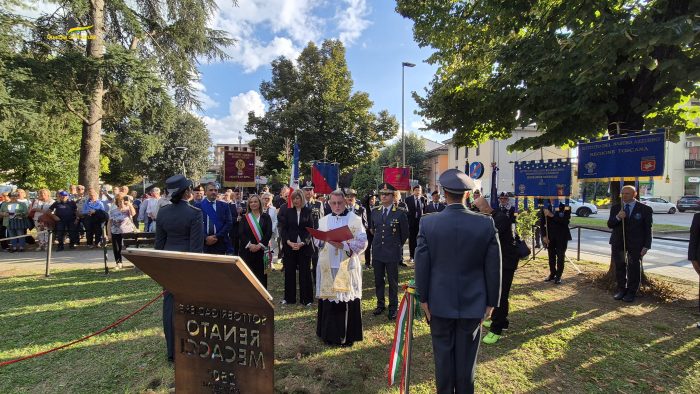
left=624, top=203, right=631, bottom=218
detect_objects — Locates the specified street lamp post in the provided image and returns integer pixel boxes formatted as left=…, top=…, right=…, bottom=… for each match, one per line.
left=401, top=61, right=415, bottom=167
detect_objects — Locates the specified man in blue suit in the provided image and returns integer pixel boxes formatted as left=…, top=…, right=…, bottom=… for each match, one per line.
left=424, top=190, right=445, bottom=214
left=196, top=182, right=233, bottom=255
left=415, top=169, right=502, bottom=394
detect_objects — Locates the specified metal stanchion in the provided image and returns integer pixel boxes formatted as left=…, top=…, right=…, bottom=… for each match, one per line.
left=577, top=227, right=581, bottom=261
left=102, top=224, right=109, bottom=275
left=45, top=230, right=53, bottom=277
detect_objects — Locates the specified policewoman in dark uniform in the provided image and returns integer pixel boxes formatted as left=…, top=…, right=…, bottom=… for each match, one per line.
left=154, top=174, right=204, bottom=363
left=415, top=169, right=501, bottom=394
left=344, top=188, right=368, bottom=229
left=540, top=201, right=571, bottom=284
left=370, top=183, right=409, bottom=320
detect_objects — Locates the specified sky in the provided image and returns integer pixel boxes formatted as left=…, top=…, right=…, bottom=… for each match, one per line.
left=194, top=0, right=443, bottom=145
left=14, top=1, right=444, bottom=145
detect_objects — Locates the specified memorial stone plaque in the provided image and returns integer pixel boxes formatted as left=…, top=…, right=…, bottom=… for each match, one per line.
left=124, top=249, right=274, bottom=393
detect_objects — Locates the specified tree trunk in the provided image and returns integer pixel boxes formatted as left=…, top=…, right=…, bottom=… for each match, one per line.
left=78, top=0, right=106, bottom=190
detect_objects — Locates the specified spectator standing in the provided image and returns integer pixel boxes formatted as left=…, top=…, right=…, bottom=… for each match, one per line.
left=261, top=192, right=278, bottom=258
left=29, top=189, right=55, bottom=251
left=0, top=193, right=9, bottom=251
left=1, top=191, right=30, bottom=252
left=130, top=191, right=141, bottom=228
left=107, top=195, right=137, bottom=269
left=145, top=187, right=163, bottom=232
left=50, top=191, right=78, bottom=251
left=82, top=189, right=108, bottom=248
left=279, top=189, right=314, bottom=305
left=239, top=194, right=273, bottom=287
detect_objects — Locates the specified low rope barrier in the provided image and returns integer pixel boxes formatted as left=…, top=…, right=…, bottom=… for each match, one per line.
left=0, top=290, right=165, bottom=367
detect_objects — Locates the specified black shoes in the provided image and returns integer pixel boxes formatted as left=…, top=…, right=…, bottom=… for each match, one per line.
left=613, top=290, right=626, bottom=300
left=622, top=293, right=636, bottom=303
left=554, top=277, right=562, bottom=284
left=388, top=310, right=397, bottom=320
left=372, top=306, right=385, bottom=316
left=544, top=275, right=554, bottom=282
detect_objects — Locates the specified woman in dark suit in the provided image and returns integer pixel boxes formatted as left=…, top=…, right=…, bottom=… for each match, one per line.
left=239, top=194, right=273, bottom=288
left=280, top=189, right=314, bottom=305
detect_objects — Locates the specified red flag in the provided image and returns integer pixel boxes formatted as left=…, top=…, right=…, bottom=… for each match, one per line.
left=383, top=167, right=411, bottom=191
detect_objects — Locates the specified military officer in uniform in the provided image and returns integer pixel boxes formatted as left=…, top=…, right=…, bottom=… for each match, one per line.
left=154, top=174, right=204, bottom=363
left=540, top=200, right=572, bottom=284
left=303, top=180, right=325, bottom=284
left=344, top=188, right=368, bottom=230
left=370, top=183, right=409, bottom=320
left=415, top=169, right=501, bottom=394
left=498, top=192, right=517, bottom=224
left=362, top=190, right=378, bottom=268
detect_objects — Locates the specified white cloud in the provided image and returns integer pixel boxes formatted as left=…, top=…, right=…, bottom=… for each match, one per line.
left=335, top=0, right=372, bottom=46
left=202, top=90, right=265, bottom=144
left=191, top=81, right=219, bottom=110
left=210, top=0, right=371, bottom=72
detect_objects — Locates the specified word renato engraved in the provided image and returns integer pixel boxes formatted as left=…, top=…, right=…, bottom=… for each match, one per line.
left=178, top=304, right=268, bottom=369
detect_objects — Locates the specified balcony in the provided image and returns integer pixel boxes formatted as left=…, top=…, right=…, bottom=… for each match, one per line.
left=685, top=159, right=700, bottom=169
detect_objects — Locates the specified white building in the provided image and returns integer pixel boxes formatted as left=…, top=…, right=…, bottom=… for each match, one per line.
left=442, top=125, right=576, bottom=197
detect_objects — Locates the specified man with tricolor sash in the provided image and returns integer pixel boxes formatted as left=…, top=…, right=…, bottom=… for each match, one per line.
left=415, top=169, right=502, bottom=394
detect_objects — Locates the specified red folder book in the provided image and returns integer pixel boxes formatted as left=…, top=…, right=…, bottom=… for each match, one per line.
left=306, top=226, right=354, bottom=242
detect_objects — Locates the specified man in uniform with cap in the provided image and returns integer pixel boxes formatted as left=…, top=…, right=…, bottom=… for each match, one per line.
left=344, top=188, right=368, bottom=230
left=154, top=174, right=204, bottom=363
left=370, top=183, right=409, bottom=320
left=540, top=200, right=572, bottom=284
left=415, top=169, right=501, bottom=394
left=191, top=184, right=205, bottom=205
left=499, top=192, right=517, bottom=224
left=424, top=190, right=445, bottom=214
left=303, top=180, right=325, bottom=284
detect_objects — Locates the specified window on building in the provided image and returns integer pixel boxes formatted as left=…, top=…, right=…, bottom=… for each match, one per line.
left=690, top=146, right=700, bottom=160
left=455, top=146, right=459, bottom=160
left=233, top=147, right=239, bottom=151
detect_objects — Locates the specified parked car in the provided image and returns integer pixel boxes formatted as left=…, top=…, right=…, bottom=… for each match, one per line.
left=640, top=197, right=677, bottom=214
left=676, top=196, right=700, bottom=212
left=569, top=199, right=598, bottom=217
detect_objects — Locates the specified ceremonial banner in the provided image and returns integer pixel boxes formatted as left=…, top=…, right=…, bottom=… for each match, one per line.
left=311, top=161, right=339, bottom=194
left=383, top=167, right=411, bottom=191
left=223, top=151, right=256, bottom=187
left=514, top=159, right=572, bottom=198
left=578, top=130, right=665, bottom=180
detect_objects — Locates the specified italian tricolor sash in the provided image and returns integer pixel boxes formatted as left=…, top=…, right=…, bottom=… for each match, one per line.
left=388, top=281, right=421, bottom=393
left=245, top=213, right=272, bottom=272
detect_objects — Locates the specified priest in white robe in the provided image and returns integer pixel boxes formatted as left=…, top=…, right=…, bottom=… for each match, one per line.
left=314, top=189, right=367, bottom=346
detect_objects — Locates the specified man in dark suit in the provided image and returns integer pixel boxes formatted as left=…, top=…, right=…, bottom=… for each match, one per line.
left=154, top=174, right=204, bottom=363
left=608, top=185, right=653, bottom=303
left=344, top=188, right=368, bottom=229
left=424, top=190, right=445, bottom=214
left=688, top=213, right=700, bottom=328
left=362, top=190, right=378, bottom=268
left=303, top=181, right=325, bottom=284
left=540, top=200, right=572, bottom=284
left=415, top=169, right=501, bottom=394
left=370, top=183, right=409, bottom=320
left=196, top=182, right=233, bottom=255
left=405, top=185, right=426, bottom=262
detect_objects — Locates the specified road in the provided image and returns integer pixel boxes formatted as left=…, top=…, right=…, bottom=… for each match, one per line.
left=567, top=227, right=696, bottom=282
left=595, top=209, right=694, bottom=228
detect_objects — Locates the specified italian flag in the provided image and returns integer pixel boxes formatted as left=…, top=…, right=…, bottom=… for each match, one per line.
left=388, top=281, right=421, bottom=393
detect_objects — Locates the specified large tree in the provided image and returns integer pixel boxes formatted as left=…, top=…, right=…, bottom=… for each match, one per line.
left=9, top=0, right=233, bottom=190
left=396, top=1, right=698, bottom=151
left=247, top=40, right=399, bottom=178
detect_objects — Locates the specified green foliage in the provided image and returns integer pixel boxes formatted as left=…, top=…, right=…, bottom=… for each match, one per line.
left=515, top=199, right=539, bottom=242
left=350, top=161, right=381, bottom=196
left=396, top=1, right=700, bottom=151
left=247, top=40, right=398, bottom=178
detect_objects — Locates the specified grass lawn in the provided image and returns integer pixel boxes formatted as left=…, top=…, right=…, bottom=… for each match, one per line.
left=0, top=260, right=698, bottom=393
left=570, top=216, right=688, bottom=233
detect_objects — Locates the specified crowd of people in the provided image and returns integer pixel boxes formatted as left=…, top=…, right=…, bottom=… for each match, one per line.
left=2, top=172, right=699, bottom=393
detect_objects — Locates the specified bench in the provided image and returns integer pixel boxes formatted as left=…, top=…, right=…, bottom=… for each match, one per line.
left=122, top=232, right=156, bottom=248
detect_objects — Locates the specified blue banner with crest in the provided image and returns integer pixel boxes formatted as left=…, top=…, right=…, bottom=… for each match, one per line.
left=514, top=159, right=572, bottom=198
left=578, top=130, right=665, bottom=180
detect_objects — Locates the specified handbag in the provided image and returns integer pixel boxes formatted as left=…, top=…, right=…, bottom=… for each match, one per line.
left=515, top=236, right=531, bottom=260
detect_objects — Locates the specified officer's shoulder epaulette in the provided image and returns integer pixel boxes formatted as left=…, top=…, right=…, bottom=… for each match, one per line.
left=374, top=206, right=383, bottom=211
left=564, top=206, right=571, bottom=211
